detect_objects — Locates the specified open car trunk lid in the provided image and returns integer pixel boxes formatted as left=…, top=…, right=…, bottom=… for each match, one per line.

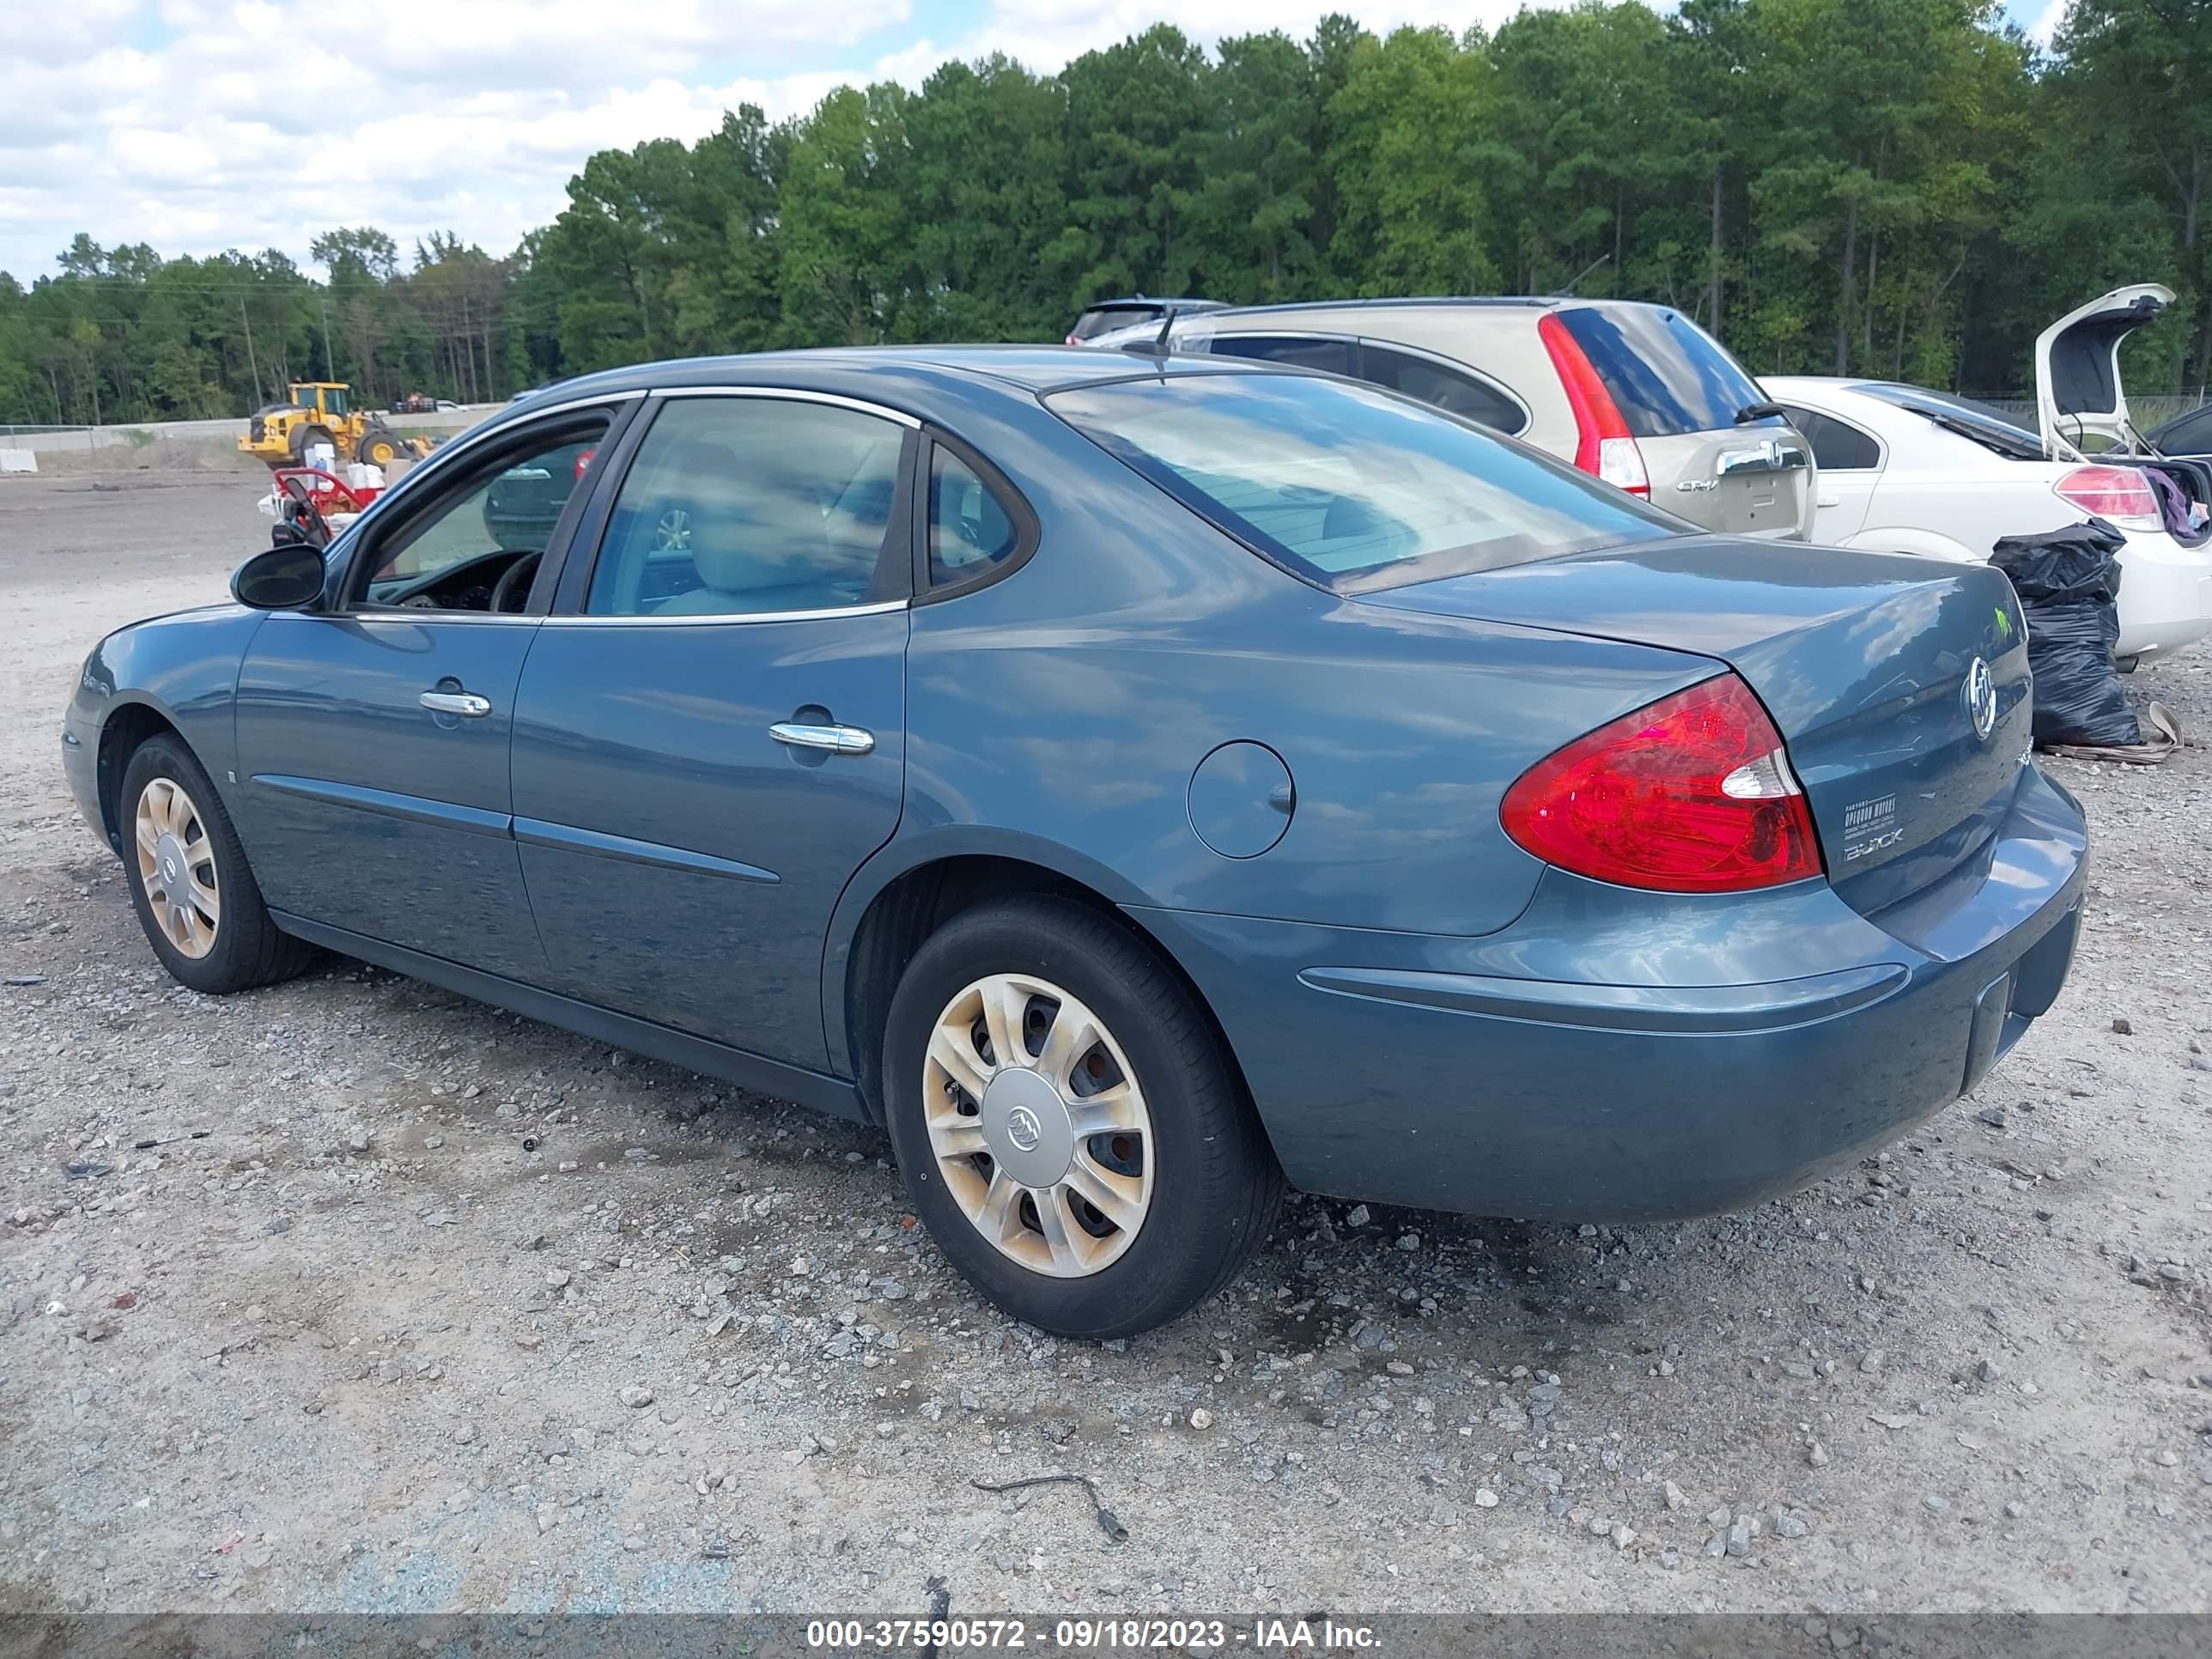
left=2036, top=283, right=2173, bottom=459
left=1358, top=538, right=2033, bottom=915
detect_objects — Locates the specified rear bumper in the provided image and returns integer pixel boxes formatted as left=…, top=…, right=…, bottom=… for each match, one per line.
left=1137, top=764, right=2086, bottom=1223
left=2114, top=527, right=2212, bottom=659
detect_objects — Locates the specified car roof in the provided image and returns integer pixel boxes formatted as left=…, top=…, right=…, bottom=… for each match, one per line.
left=500, top=344, right=1286, bottom=415
left=1079, top=297, right=1229, bottom=312
left=1190, top=295, right=1672, bottom=321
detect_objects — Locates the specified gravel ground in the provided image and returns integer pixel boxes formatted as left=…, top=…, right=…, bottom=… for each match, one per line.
left=1, top=471, right=2208, bottom=1620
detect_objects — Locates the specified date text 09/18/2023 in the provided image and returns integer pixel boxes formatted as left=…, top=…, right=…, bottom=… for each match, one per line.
left=802, top=1616, right=1383, bottom=1650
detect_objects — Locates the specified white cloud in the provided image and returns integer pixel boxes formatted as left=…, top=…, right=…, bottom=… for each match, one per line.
left=0, top=0, right=1551, bottom=285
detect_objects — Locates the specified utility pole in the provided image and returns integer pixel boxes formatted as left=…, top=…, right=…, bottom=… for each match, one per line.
left=319, top=299, right=335, bottom=383
left=240, top=297, right=263, bottom=406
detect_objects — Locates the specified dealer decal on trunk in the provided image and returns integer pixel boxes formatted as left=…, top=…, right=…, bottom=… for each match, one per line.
left=1842, top=793, right=1902, bottom=861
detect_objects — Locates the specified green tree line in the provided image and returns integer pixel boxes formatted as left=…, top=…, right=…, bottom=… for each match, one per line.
left=2, top=0, right=2206, bottom=428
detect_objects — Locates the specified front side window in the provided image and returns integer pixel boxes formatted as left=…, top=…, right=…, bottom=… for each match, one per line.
left=928, top=448, right=1021, bottom=586
left=586, top=398, right=907, bottom=617
left=1050, top=371, right=1677, bottom=594
left=355, top=417, right=610, bottom=608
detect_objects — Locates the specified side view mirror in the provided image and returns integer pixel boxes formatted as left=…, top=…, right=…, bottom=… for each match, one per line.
left=232, top=544, right=328, bottom=611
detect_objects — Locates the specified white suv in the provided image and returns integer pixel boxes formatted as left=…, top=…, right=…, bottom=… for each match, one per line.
left=1092, top=297, right=1817, bottom=541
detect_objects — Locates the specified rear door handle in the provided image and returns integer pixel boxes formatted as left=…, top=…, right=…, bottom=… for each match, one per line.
left=420, top=690, right=493, bottom=718
left=770, top=721, right=874, bottom=756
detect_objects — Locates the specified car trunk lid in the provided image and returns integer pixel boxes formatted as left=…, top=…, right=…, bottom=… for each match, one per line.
left=1641, top=425, right=1815, bottom=539
left=2036, top=283, right=2173, bottom=459
left=1358, top=538, right=2032, bottom=913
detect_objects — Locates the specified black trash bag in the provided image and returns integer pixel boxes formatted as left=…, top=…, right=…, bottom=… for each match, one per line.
left=1990, top=518, right=2141, bottom=748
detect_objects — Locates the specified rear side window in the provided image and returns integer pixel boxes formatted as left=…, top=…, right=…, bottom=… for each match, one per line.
left=1048, top=372, right=1676, bottom=594
left=1553, top=307, right=1775, bottom=439
left=1778, top=406, right=1882, bottom=471
left=1207, top=334, right=1356, bottom=375
left=1358, top=343, right=1527, bottom=435
left=928, top=447, right=1021, bottom=586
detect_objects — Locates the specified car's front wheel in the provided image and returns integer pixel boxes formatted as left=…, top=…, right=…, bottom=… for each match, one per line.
left=883, top=896, right=1283, bottom=1338
left=119, top=735, right=315, bottom=995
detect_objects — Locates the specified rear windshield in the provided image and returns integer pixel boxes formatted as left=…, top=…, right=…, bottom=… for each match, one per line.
left=1855, top=382, right=2045, bottom=460
left=1554, top=306, right=1778, bottom=439
left=1047, top=371, right=1678, bottom=593
left=1068, top=305, right=1158, bottom=342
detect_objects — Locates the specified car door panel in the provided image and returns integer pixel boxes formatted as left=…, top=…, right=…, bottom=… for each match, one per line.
left=508, top=614, right=906, bottom=1067
left=511, top=391, right=917, bottom=1072
left=236, top=614, right=548, bottom=977
left=233, top=405, right=624, bottom=981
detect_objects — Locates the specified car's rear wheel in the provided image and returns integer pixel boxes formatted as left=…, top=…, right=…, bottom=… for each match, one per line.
left=119, top=736, right=315, bottom=995
left=882, top=896, right=1283, bottom=1338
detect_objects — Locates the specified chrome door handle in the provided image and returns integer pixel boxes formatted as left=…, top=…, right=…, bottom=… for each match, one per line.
left=420, top=691, right=493, bottom=719
left=770, top=721, right=874, bottom=756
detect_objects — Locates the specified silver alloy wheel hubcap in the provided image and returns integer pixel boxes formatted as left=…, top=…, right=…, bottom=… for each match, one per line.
left=133, top=775, right=220, bottom=959
left=923, top=972, right=1153, bottom=1278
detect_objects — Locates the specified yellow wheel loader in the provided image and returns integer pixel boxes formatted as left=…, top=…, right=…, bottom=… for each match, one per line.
left=238, top=382, right=428, bottom=471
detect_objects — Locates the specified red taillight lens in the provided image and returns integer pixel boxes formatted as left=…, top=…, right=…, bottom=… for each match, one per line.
left=1500, top=673, right=1822, bottom=893
left=2054, top=464, right=2158, bottom=527
left=574, top=447, right=597, bottom=481
left=1537, top=311, right=1649, bottom=495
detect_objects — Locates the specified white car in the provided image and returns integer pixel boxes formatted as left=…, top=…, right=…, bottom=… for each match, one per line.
left=1767, top=286, right=2212, bottom=666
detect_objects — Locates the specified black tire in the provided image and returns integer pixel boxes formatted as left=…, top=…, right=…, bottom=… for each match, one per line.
left=882, top=896, right=1283, bottom=1338
left=358, top=428, right=399, bottom=468
left=118, top=735, right=316, bottom=995
left=293, top=425, right=334, bottom=465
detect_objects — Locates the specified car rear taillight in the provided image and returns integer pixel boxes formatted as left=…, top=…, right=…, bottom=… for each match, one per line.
left=2054, top=464, right=2159, bottom=528
left=574, top=448, right=596, bottom=481
left=1538, top=311, right=1650, bottom=495
left=1500, top=673, right=1822, bottom=893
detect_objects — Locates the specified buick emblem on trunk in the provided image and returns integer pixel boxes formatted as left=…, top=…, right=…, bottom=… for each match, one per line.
left=1964, top=657, right=1997, bottom=741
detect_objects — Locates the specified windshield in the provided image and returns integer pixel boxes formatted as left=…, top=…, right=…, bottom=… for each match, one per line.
left=1856, top=383, right=2045, bottom=460
left=1048, top=371, right=1679, bottom=593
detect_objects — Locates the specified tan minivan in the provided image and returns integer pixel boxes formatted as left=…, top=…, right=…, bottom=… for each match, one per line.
left=1096, top=298, right=1817, bottom=540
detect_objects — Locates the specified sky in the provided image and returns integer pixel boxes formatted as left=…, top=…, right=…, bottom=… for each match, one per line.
left=0, top=0, right=2069, bottom=289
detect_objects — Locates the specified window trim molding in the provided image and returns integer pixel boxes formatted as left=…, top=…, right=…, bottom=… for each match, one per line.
left=540, top=599, right=908, bottom=629
left=649, top=384, right=922, bottom=428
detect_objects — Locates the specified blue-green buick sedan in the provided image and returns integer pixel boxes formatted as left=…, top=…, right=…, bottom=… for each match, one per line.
left=63, top=346, right=2086, bottom=1336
